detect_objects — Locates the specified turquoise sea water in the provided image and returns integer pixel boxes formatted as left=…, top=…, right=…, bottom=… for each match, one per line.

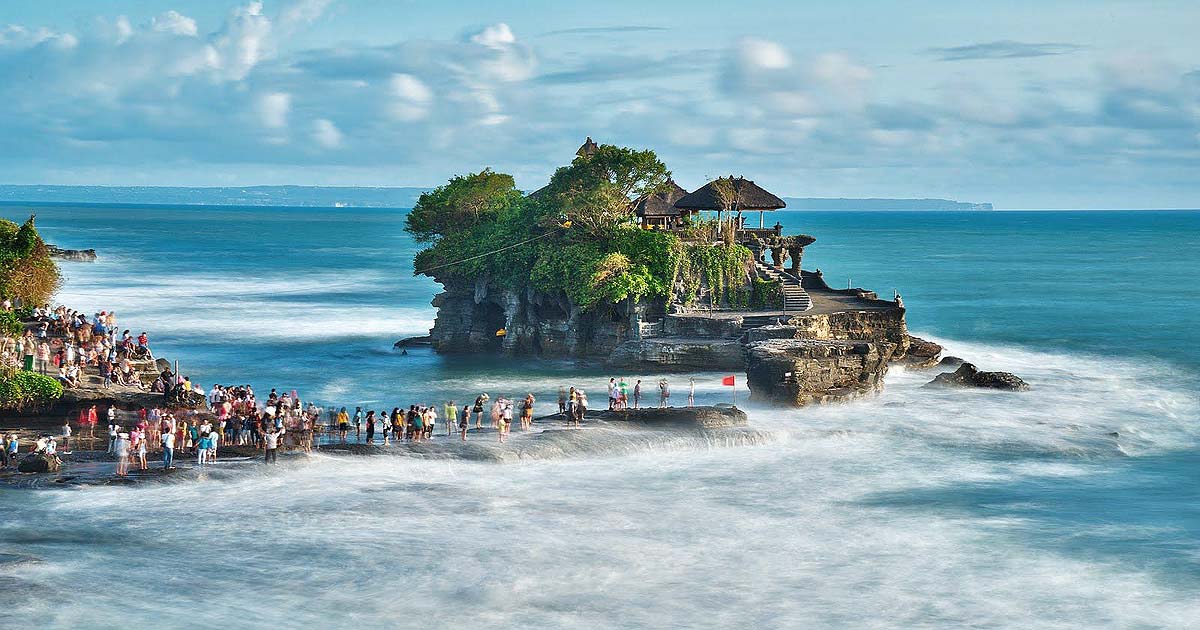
left=2, top=205, right=1198, bottom=628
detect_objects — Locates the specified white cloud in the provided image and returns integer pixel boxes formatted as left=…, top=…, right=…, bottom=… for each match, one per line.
left=210, top=1, right=273, bottom=81
left=279, top=0, right=335, bottom=33
left=311, top=118, right=343, bottom=148
left=470, top=23, right=516, bottom=48
left=388, top=74, right=433, bottom=121
left=738, top=38, right=791, bottom=70
left=257, top=92, right=292, bottom=128
left=152, top=11, right=199, bottom=37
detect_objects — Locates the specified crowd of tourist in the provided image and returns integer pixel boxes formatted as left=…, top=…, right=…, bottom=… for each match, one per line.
left=0, top=303, right=154, bottom=390
left=603, top=376, right=697, bottom=410
left=2, top=302, right=708, bottom=478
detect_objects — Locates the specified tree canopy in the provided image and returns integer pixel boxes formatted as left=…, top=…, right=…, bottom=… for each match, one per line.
left=405, top=169, right=522, bottom=243
left=408, top=143, right=753, bottom=311
left=0, top=215, right=61, bottom=306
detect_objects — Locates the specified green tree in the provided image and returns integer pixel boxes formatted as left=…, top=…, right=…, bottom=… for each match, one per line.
left=405, top=169, right=521, bottom=242
left=542, top=144, right=669, bottom=235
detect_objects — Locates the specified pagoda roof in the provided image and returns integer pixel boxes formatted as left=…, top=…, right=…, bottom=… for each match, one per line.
left=632, top=180, right=690, bottom=217
left=674, top=177, right=786, bottom=211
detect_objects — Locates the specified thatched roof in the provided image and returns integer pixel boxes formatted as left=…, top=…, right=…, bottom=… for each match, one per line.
left=526, top=184, right=550, bottom=199
left=632, top=180, right=690, bottom=218
left=674, top=177, right=786, bottom=211
left=576, top=136, right=599, bottom=158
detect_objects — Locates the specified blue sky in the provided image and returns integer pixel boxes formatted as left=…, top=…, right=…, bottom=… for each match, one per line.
left=0, top=1, right=1197, bottom=208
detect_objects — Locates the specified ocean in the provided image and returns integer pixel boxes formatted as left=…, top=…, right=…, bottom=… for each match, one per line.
left=2, top=204, right=1198, bottom=628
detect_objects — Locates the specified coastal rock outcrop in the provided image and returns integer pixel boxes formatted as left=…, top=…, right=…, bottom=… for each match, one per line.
left=17, top=453, right=61, bottom=473
left=606, top=338, right=745, bottom=370
left=583, top=405, right=748, bottom=429
left=925, top=363, right=1030, bottom=391
left=46, top=245, right=97, bottom=262
left=746, top=339, right=896, bottom=406
left=901, top=335, right=943, bottom=368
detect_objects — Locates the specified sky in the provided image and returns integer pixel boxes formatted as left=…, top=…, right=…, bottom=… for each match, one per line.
left=0, top=1, right=1197, bottom=208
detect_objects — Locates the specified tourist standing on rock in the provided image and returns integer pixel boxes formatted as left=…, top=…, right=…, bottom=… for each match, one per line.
left=573, top=391, right=587, bottom=428
left=60, top=420, right=71, bottom=454
left=197, top=432, right=211, bottom=466
left=633, top=380, right=642, bottom=409
left=608, top=378, right=617, bottom=410
left=337, top=407, right=350, bottom=443
left=459, top=405, right=470, bottom=441
left=114, top=432, right=130, bottom=477
left=444, top=401, right=457, bottom=436
left=354, top=407, right=363, bottom=441
left=135, top=428, right=148, bottom=470
left=658, top=379, right=670, bottom=408
left=107, top=418, right=119, bottom=453
left=365, top=410, right=376, bottom=444
left=688, top=378, right=696, bottom=407
left=521, top=393, right=535, bottom=431
left=161, top=428, right=175, bottom=469
left=557, top=387, right=567, bottom=415
left=499, top=400, right=513, bottom=443
left=263, top=422, right=283, bottom=464
left=473, top=394, right=488, bottom=428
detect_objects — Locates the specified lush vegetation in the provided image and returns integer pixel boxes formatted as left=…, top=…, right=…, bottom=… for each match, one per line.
left=0, top=310, right=22, bottom=337
left=0, top=367, right=64, bottom=410
left=0, top=215, right=61, bottom=306
left=410, top=143, right=754, bottom=311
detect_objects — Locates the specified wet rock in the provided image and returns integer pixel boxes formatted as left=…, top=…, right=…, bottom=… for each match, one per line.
left=393, top=335, right=432, bottom=349
left=925, top=363, right=1030, bottom=391
left=17, top=453, right=61, bottom=473
left=937, top=356, right=965, bottom=368
left=901, top=335, right=943, bottom=368
left=746, top=338, right=896, bottom=406
left=583, top=406, right=748, bottom=429
left=46, top=245, right=97, bottom=262
left=607, top=338, right=745, bottom=371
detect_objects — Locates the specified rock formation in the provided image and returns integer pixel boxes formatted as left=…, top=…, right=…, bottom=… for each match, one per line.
left=901, top=335, right=944, bottom=368
left=745, top=339, right=897, bottom=406
left=925, top=363, right=1030, bottom=391
left=46, top=245, right=97, bottom=262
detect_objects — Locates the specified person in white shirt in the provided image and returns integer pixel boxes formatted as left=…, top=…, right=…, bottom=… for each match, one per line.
left=263, top=425, right=283, bottom=464
left=161, top=430, right=175, bottom=469
left=114, top=433, right=130, bottom=477
left=61, top=421, right=72, bottom=454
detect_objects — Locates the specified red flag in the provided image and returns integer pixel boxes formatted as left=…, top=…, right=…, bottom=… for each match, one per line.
left=721, top=375, right=736, bottom=386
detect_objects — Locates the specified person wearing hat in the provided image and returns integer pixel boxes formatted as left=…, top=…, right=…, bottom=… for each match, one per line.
left=114, top=432, right=130, bottom=477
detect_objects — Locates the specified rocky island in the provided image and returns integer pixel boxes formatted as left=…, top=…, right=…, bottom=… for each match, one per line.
left=409, top=139, right=963, bottom=407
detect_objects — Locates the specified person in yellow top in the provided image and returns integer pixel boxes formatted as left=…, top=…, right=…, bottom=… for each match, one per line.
left=336, top=407, right=350, bottom=443
left=443, top=401, right=458, bottom=436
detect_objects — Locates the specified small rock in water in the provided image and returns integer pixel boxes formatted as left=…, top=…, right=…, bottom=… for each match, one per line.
left=924, top=362, right=1030, bottom=391
left=937, top=356, right=965, bottom=368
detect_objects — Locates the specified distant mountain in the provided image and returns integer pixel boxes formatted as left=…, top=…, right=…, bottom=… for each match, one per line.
left=0, top=185, right=992, bottom=212
left=782, top=197, right=993, bottom=211
left=0, top=185, right=428, bottom=208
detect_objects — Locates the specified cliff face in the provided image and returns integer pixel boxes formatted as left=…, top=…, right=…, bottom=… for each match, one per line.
left=429, top=276, right=655, bottom=357
left=745, top=339, right=897, bottom=406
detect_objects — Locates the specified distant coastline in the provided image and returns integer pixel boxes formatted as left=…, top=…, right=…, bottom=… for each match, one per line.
left=0, top=185, right=991, bottom=211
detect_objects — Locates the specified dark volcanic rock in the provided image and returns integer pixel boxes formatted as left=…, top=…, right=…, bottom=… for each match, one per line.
left=47, top=245, right=97, bottom=262
left=746, top=338, right=896, bottom=406
left=925, top=363, right=1030, bottom=391
left=901, top=335, right=943, bottom=368
left=393, top=335, right=432, bottom=349
left=582, top=405, right=747, bottom=429
left=937, top=356, right=965, bottom=368
left=17, top=453, right=61, bottom=473
left=607, top=338, right=745, bottom=371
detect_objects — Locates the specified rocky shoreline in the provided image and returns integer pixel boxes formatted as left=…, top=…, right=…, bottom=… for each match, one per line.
left=1, top=406, right=752, bottom=488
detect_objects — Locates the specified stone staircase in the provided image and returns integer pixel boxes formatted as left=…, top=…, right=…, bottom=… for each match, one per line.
left=753, top=259, right=812, bottom=312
